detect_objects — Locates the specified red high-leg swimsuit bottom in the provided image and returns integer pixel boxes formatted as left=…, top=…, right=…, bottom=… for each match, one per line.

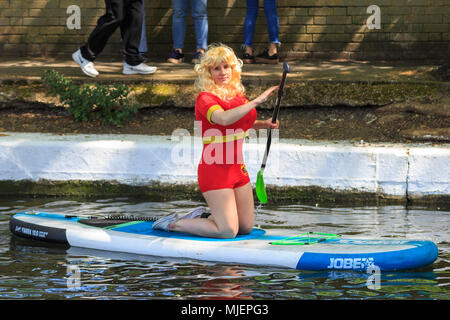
left=197, top=163, right=250, bottom=193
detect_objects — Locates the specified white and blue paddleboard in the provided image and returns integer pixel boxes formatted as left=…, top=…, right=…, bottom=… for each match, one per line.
left=10, top=211, right=438, bottom=271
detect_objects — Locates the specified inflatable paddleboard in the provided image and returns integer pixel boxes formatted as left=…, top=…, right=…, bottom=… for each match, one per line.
left=10, top=211, right=438, bottom=271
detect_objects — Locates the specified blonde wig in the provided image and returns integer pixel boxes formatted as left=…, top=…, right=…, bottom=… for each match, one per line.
left=194, top=43, right=245, bottom=100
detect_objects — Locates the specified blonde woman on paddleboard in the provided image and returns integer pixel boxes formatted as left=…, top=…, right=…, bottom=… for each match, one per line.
left=153, top=43, right=279, bottom=238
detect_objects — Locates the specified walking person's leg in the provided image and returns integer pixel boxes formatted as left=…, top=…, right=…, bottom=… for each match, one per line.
left=138, top=0, right=148, bottom=55
left=74, top=0, right=125, bottom=77
left=121, top=0, right=144, bottom=66
left=168, top=0, right=188, bottom=63
left=255, top=0, right=279, bottom=63
left=263, top=0, right=279, bottom=55
left=121, top=0, right=157, bottom=74
left=121, top=0, right=147, bottom=57
left=190, top=0, right=208, bottom=63
left=81, top=0, right=125, bottom=61
left=242, top=0, right=258, bottom=64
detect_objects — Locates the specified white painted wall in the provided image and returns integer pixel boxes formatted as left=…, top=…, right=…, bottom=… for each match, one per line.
left=0, top=132, right=448, bottom=198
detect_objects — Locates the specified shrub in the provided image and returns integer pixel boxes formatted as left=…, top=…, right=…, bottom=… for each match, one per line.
left=42, top=69, right=138, bottom=126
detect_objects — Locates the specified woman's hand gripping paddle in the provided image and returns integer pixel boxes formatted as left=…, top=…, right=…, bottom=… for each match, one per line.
left=255, top=62, right=290, bottom=204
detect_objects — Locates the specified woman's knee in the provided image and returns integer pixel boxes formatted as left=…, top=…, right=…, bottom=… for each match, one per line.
left=238, top=224, right=252, bottom=235
left=217, top=224, right=238, bottom=239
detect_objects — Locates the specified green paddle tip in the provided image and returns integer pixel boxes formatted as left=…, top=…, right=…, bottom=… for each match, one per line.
left=255, top=170, right=268, bottom=204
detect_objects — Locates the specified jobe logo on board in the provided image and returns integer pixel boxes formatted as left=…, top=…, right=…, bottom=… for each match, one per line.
left=327, top=257, right=374, bottom=270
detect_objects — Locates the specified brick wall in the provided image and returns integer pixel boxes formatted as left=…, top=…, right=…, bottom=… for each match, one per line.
left=0, top=0, right=449, bottom=61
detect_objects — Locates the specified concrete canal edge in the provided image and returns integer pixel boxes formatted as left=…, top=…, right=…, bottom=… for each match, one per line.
left=0, top=132, right=448, bottom=206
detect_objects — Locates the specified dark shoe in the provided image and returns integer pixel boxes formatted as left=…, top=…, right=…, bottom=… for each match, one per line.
left=192, top=51, right=203, bottom=64
left=255, top=49, right=279, bottom=64
left=168, top=49, right=184, bottom=64
left=242, top=52, right=255, bottom=64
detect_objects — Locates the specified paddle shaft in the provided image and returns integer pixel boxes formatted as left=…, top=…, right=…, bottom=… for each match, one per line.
left=260, top=65, right=289, bottom=170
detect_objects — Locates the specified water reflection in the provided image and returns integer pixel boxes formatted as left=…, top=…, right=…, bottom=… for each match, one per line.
left=0, top=197, right=448, bottom=300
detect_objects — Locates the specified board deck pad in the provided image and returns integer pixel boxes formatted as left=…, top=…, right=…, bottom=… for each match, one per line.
left=75, top=215, right=268, bottom=241
left=9, top=211, right=439, bottom=271
left=100, top=219, right=268, bottom=242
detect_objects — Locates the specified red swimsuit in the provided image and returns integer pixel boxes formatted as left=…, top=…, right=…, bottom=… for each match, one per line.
left=195, top=92, right=257, bottom=193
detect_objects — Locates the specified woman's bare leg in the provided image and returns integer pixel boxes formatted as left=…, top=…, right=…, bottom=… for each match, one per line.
left=169, top=183, right=254, bottom=238
left=233, top=182, right=254, bottom=234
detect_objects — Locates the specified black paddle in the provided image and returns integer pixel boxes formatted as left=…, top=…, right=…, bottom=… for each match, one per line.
left=255, top=62, right=290, bottom=204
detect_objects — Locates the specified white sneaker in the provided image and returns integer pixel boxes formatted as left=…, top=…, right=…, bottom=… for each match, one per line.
left=180, top=207, right=206, bottom=220
left=123, top=62, right=157, bottom=75
left=152, top=213, right=179, bottom=231
left=151, top=207, right=206, bottom=232
left=72, top=49, right=99, bottom=78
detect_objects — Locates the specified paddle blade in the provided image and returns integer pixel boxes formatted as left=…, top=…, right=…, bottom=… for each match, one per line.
left=255, top=170, right=268, bottom=204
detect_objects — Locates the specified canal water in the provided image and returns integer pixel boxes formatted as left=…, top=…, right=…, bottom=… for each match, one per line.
left=0, top=196, right=448, bottom=300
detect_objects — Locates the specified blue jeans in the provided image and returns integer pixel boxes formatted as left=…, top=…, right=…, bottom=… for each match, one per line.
left=171, top=0, right=208, bottom=50
left=244, top=0, right=279, bottom=47
left=139, top=0, right=147, bottom=53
